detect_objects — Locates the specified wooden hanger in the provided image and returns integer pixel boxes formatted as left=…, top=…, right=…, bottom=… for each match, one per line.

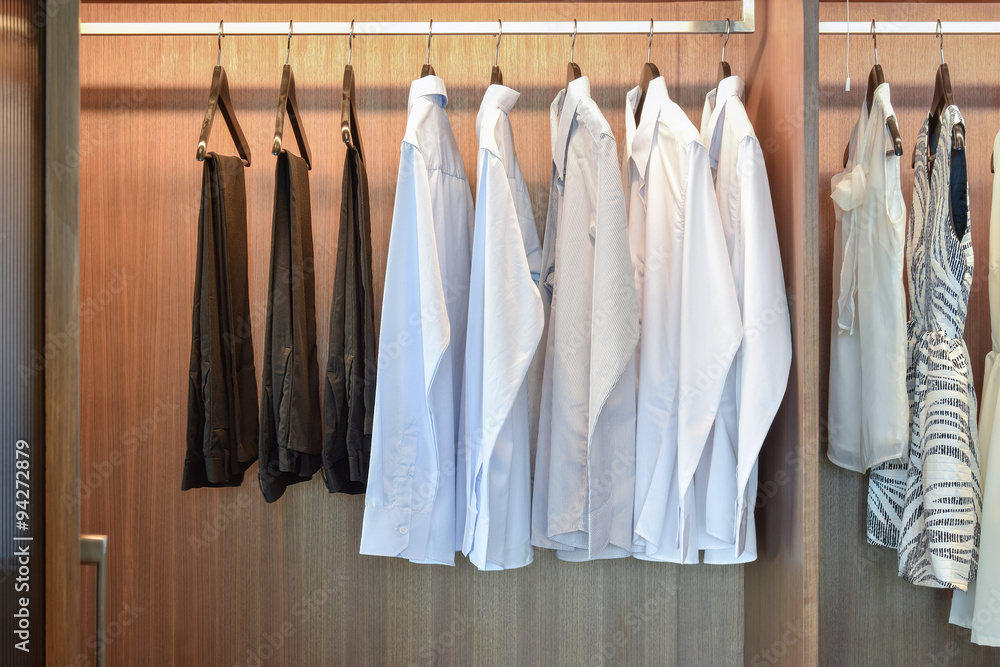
left=718, top=19, right=732, bottom=84
left=490, top=20, right=504, bottom=85
left=342, top=20, right=358, bottom=148
left=913, top=20, right=965, bottom=169
left=567, top=19, right=582, bottom=86
left=843, top=21, right=904, bottom=167
left=633, top=19, right=660, bottom=123
left=421, top=20, right=436, bottom=77
left=272, top=21, right=312, bottom=170
left=196, top=21, right=252, bottom=166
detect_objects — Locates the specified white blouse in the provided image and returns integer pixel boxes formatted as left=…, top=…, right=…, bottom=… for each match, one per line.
left=827, top=82, right=908, bottom=473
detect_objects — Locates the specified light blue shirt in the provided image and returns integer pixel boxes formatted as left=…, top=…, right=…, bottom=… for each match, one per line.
left=461, top=84, right=543, bottom=570
left=360, top=76, right=474, bottom=565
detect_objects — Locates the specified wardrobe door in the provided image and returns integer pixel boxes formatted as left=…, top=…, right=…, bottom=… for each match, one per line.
left=0, top=0, right=80, bottom=664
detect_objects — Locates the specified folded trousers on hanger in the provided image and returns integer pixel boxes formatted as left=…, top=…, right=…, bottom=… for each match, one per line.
left=258, top=149, right=323, bottom=502
left=182, top=152, right=259, bottom=490
left=322, top=99, right=376, bottom=494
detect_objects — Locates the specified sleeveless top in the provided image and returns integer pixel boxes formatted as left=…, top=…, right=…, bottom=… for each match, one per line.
left=827, top=82, right=908, bottom=473
left=867, top=106, right=982, bottom=590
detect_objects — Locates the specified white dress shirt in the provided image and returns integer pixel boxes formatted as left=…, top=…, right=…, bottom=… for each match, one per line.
left=532, top=76, right=640, bottom=561
left=461, top=84, right=543, bottom=570
left=827, top=82, right=908, bottom=472
left=626, top=77, right=743, bottom=564
left=697, top=75, right=792, bottom=564
left=360, top=76, right=474, bottom=565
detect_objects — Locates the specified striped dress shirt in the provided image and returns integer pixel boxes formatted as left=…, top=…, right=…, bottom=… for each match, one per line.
left=532, top=76, right=640, bottom=561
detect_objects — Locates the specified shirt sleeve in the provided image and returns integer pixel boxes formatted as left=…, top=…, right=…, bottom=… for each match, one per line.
left=675, top=142, right=744, bottom=552
left=360, top=141, right=450, bottom=560
left=733, top=135, right=792, bottom=552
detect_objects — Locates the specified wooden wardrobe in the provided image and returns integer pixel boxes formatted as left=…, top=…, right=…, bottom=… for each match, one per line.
left=43, top=1, right=821, bottom=665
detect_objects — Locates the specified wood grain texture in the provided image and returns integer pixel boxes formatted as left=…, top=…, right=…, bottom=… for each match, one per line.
left=818, top=3, right=1000, bottom=666
left=45, top=0, right=82, bottom=665
left=741, top=0, right=819, bottom=665
left=74, top=2, right=800, bottom=665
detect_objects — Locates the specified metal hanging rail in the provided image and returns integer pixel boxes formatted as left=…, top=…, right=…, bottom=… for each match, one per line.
left=79, top=0, right=754, bottom=36
left=820, top=21, right=1000, bottom=35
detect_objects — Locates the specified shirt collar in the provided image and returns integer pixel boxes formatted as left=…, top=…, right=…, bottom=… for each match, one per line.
left=625, top=76, right=670, bottom=186
left=551, top=76, right=591, bottom=180
left=408, top=75, right=448, bottom=114
left=704, top=75, right=744, bottom=170
left=477, top=84, right=520, bottom=157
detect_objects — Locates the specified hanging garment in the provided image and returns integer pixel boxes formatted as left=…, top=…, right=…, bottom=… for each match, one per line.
left=183, top=153, right=259, bottom=489
left=258, top=150, right=323, bottom=503
left=322, top=90, right=376, bottom=495
left=867, top=107, right=982, bottom=590
left=624, top=77, right=742, bottom=564
left=360, top=76, right=474, bottom=565
left=461, top=84, right=543, bottom=571
left=827, top=82, right=909, bottom=473
left=696, top=75, right=792, bottom=564
left=951, top=129, right=1000, bottom=643
left=531, top=76, right=639, bottom=562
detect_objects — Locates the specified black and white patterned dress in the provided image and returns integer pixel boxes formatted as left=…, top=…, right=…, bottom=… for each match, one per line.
left=866, top=106, right=983, bottom=590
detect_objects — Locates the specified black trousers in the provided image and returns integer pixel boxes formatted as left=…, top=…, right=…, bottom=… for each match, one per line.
left=258, top=150, right=323, bottom=502
left=183, top=153, right=258, bottom=490
left=322, top=98, right=376, bottom=494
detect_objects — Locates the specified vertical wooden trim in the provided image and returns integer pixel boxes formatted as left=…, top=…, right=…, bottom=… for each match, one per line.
left=801, top=0, right=820, bottom=664
left=742, top=0, right=820, bottom=663
left=45, top=0, right=81, bottom=664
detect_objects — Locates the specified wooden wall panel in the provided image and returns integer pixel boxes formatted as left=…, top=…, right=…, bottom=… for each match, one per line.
left=76, top=2, right=764, bottom=666
left=818, top=3, right=1000, bottom=666
left=741, top=0, right=819, bottom=665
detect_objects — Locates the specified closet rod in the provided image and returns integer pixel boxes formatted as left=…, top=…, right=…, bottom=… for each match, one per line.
left=820, top=21, right=1000, bottom=35
left=80, top=18, right=753, bottom=37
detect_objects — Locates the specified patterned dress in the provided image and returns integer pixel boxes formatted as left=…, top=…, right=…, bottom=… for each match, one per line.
left=866, top=106, right=983, bottom=590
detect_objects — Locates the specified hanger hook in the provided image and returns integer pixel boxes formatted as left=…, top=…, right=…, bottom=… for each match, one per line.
left=571, top=19, right=578, bottom=61
left=647, top=19, right=654, bottom=63
left=217, top=20, right=224, bottom=67
left=286, top=20, right=292, bottom=66
left=936, top=19, right=944, bottom=64
left=722, top=18, right=731, bottom=61
left=348, top=19, right=354, bottom=66
left=870, top=19, right=878, bottom=65
left=427, top=19, right=433, bottom=65
left=495, top=19, right=502, bottom=68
